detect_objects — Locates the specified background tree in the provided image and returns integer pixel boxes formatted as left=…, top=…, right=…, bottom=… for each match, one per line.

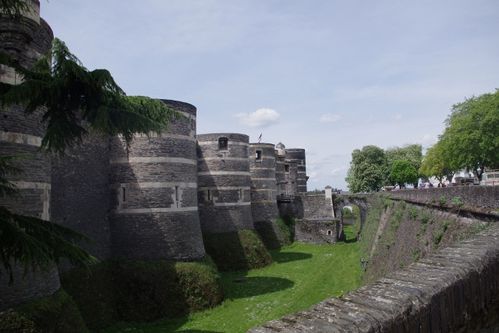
left=419, top=142, right=455, bottom=186
left=385, top=144, right=422, bottom=187
left=346, top=145, right=387, bottom=193
left=389, top=159, right=418, bottom=188
left=439, top=90, right=499, bottom=180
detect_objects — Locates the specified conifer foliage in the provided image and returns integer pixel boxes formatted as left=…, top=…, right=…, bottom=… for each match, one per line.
left=0, top=38, right=175, bottom=153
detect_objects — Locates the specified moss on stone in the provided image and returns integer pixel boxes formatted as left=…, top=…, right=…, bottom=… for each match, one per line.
left=16, top=289, right=89, bottom=333
left=61, top=258, right=223, bottom=331
left=203, top=230, right=272, bottom=271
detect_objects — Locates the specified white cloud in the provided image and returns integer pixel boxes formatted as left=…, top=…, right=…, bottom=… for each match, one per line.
left=331, top=167, right=347, bottom=176
left=394, top=113, right=403, bottom=120
left=319, top=113, right=342, bottom=123
left=236, top=108, right=280, bottom=128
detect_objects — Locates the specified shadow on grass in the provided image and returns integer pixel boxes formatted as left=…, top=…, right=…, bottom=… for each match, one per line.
left=344, top=237, right=358, bottom=244
left=271, top=251, right=313, bottom=264
left=226, top=276, right=294, bottom=299
left=175, top=330, right=224, bottom=333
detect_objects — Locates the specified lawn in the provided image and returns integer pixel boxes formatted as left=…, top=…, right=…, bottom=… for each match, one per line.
left=105, top=227, right=362, bottom=333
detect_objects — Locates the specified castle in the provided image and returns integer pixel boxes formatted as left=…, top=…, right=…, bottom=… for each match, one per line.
left=0, top=1, right=326, bottom=310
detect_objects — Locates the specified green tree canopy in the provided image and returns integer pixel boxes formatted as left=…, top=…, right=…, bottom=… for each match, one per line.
left=0, top=38, right=175, bottom=153
left=419, top=142, right=455, bottom=185
left=389, top=159, right=418, bottom=188
left=385, top=144, right=422, bottom=186
left=439, top=90, right=499, bottom=180
left=345, top=145, right=386, bottom=193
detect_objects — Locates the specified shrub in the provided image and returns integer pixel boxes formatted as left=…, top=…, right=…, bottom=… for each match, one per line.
left=420, top=211, right=431, bottom=225
left=62, top=259, right=224, bottom=330
left=451, top=196, right=464, bottom=208
left=0, top=309, right=39, bottom=333
left=17, top=289, right=89, bottom=333
left=175, top=259, right=224, bottom=312
left=276, top=217, right=295, bottom=244
left=203, top=230, right=272, bottom=271
left=433, top=231, right=444, bottom=246
left=439, top=196, right=447, bottom=206
left=408, top=207, right=419, bottom=220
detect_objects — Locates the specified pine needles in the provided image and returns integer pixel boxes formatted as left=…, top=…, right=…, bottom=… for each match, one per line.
left=0, top=38, right=175, bottom=153
left=0, top=157, right=97, bottom=283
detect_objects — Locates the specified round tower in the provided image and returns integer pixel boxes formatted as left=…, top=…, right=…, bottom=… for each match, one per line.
left=250, top=143, right=284, bottom=248
left=109, top=100, right=205, bottom=261
left=0, top=1, right=60, bottom=310
left=275, top=142, right=286, bottom=197
left=197, top=133, right=253, bottom=233
left=286, top=148, right=307, bottom=193
left=249, top=143, right=278, bottom=224
left=197, top=133, right=271, bottom=270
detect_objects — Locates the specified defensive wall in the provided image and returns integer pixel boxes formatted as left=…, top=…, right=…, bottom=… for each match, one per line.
left=249, top=187, right=499, bottom=332
left=389, top=186, right=499, bottom=214
left=0, top=0, right=60, bottom=310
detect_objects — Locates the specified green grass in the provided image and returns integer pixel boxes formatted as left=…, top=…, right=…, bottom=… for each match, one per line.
left=104, top=227, right=361, bottom=333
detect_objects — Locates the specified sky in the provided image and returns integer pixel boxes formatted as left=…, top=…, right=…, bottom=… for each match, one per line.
left=41, top=0, right=499, bottom=190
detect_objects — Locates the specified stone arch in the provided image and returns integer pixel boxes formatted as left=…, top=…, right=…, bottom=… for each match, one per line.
left=334, top=195, right=368, bottom=241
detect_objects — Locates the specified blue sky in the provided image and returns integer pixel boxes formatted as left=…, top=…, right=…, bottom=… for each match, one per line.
left=41, top=1, right=499, bottom=190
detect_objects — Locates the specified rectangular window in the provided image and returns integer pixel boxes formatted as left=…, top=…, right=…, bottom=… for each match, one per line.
left=239, top=188, right=243, bottom=201
left=285, top=164, right=290, bottom=173
left=218, top=137, right=228, bottom=150
left=122, top=187, right=126, bottom=202
left=255, top=150, right=262, bottom=161
left=207, top=189, right=212, bottom=201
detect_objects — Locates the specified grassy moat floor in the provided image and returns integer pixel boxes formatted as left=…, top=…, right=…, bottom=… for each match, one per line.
left=105, top=227, right=362, bottom=333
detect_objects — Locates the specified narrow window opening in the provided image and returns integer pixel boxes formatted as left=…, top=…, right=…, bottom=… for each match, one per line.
left=207, top=189, right=212, bottom=201
left=255, top=150, right=262, bottom=161
left=190, top=119, right=195, bottom=130
left=327, top=230, right=332, bottom=236
left=218, top=137, right=228, bottom=150
left=285, top=164, right=290, bottom=172
left=175, top=186, right=179, bottom=207
left=122, top=188, right=126, bottom=202
left=239, top=188, right=243, bottom=201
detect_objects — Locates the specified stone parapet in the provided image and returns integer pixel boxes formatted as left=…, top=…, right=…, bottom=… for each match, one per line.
left=248, top=223, right=499, bottom=332
left=389, top=186, right=499, bottom=213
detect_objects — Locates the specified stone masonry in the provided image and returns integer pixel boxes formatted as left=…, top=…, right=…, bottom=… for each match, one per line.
left=0, top=0, right=60, bottom=311
left=249, top=220, right=499, bottom=333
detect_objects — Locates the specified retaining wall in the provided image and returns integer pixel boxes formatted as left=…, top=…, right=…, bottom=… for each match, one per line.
left=389, top=186, right=499, bottom=212
left=249, top=222, right=499, bottom=332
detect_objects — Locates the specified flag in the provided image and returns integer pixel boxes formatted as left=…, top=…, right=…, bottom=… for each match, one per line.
left=258, top=133, right=262, bottom=143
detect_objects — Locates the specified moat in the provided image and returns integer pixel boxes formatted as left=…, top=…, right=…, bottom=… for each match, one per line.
left=104, top=227, right=361, bottom=333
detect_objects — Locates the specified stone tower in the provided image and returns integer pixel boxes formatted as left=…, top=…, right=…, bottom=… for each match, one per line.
left=286, top=148, right=307, bottom=193
left=197, top=133, right=254, bottom=233
left=109, top=100, right=205, bottom=261
left=249, top=143, right=282, bottom=248
left=275, top=142, right=287, bottom=197
left=0, top=0, right=60, bottom=310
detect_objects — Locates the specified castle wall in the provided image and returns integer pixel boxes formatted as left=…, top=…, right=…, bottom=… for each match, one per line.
left=284, top=160, right=298, bottom=196
left=249, top=222, right=499, bottom=333
left=50, top=133, right=111, bottom=260
left=197, top=133, right=253, bottom=233
left=389, top=186, right=499, bottom=211
left=0, top=1, right=60, bottom=310
left=249, top=143, right=279, bottom=223
left=109, top=100, right=205, bottom=261
left=286, top=148, right=307, bottom=193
